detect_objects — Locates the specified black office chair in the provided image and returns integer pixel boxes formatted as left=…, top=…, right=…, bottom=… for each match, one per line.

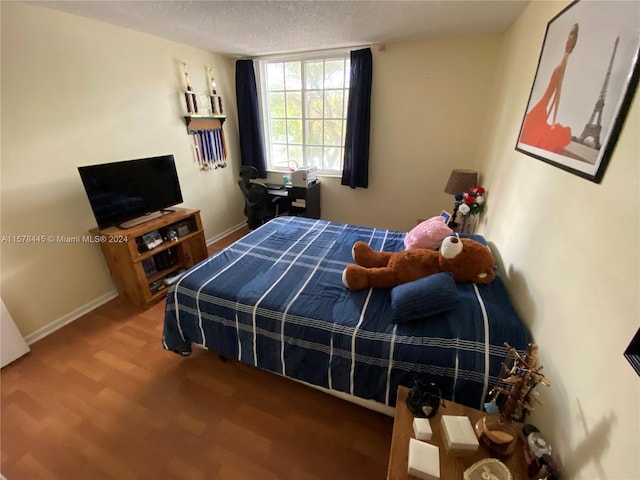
left=237, top=166, right=284, bottom=229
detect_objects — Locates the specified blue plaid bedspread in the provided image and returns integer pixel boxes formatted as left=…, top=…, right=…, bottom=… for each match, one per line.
left=162, top=216, right=530, bottom=409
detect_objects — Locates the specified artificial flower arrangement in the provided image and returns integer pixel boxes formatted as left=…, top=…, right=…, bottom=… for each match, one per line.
left=455, top=186, right=486, bottom=216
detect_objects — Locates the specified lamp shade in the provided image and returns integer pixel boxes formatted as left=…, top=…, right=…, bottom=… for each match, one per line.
left=444, top=169, right=478, bottom=195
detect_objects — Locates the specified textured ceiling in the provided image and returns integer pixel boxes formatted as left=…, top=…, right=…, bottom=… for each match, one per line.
left=29, top=1, right=530, bottom=57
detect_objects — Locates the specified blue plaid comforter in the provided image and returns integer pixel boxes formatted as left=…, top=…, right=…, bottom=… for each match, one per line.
left=163, top=216, right=530, bottom=409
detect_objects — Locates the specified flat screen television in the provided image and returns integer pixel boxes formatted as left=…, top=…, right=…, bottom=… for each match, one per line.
left=78, top=154, right=183, bottom=230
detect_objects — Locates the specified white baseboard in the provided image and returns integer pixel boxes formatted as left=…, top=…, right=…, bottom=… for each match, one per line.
left=205, top=222, right=246, bottom=246
left=23, top=290, right=118, bottom=345
left=22, top=223, right=246, bottom=346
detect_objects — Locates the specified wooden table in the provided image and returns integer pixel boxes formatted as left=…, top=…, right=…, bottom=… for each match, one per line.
left=387, top=386, right=529, bottom=479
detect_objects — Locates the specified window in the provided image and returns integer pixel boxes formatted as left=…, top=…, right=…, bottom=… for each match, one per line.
left=257, top=53, right=350, bottom=174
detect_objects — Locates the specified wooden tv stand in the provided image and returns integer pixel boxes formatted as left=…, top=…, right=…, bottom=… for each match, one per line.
left=92, top=208, right=207, bottom=308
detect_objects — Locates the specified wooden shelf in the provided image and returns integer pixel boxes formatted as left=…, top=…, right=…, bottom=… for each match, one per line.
left=146, top=265, right=183, bottom=284
left=93, top=208, right=208, bottom=308
left=184, top=116, right=226, bottom=133
left=135, top=230, right=204, bottom=262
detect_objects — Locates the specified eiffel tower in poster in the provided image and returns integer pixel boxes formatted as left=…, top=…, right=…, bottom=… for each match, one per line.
left=576, top=37, right=620, bottom=150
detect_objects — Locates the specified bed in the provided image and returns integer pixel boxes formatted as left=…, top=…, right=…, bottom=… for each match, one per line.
left=162, top=216, right=530, bottom=411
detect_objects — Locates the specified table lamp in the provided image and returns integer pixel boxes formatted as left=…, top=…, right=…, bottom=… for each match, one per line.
left=444, top=169, right=478, bottom=229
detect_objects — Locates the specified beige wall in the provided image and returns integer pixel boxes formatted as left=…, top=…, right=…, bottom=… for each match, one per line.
left=1, top=2, right=245, bottom=337
left=475, top=2, right=639, bottom=479
left=2, top=2, right=639, bottom=478
left=266, top=35, right=503, bottom=231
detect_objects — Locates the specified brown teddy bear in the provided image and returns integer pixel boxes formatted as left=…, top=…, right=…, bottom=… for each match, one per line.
left=342, top=236, right=496, bottom=290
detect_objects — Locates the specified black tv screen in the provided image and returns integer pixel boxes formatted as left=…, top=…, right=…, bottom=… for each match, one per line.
left=78, top=155, right=183, bottom=229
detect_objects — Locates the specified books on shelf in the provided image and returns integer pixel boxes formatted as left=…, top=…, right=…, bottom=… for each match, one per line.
left=142, top=248, right=177, bottom=278
left=142, top=258, right=157, bottom=277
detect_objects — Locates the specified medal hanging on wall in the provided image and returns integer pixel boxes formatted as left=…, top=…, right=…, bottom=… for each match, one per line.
left=192, top=129, right=227, bottom=171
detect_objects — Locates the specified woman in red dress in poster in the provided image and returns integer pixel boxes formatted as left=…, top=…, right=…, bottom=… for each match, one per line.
left=520, top=24, right=579, bottom=153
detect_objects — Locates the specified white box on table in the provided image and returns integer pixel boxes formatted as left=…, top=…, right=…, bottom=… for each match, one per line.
left=408, top=438, right=440, bottom=480
left=440, top=415, right=479, bottom=455
left=412, top=417, right=433, bottom=441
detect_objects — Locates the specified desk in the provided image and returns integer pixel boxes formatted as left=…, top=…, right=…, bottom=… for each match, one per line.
left=387, top=386, right=528, bottom=480
left=267, top=181, right=321, bottom=219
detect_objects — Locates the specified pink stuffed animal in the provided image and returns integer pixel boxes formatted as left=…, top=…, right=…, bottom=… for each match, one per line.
left=404, top=216, right=453, bottom=250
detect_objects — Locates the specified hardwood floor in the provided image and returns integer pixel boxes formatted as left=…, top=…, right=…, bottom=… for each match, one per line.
left=1, top=225, right=394, bottom=480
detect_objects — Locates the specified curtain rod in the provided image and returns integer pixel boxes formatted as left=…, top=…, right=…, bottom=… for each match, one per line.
left=236, top=44, right=376, bottom=61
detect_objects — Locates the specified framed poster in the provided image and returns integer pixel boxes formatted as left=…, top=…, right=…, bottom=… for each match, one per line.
left=515, top=0, right=639, bottom=183
left=142, top=230, right=163, bottom=250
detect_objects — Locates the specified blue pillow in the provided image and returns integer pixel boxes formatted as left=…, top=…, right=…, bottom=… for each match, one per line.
left=390, top=272, right=460, bottom=324
left=459, top=233, right=487, bottom=245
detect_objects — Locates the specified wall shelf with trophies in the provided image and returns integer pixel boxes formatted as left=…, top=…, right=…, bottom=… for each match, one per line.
left=181, top=63, right=228, bottom=170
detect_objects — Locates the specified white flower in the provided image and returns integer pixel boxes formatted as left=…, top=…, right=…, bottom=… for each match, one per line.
left=459, top=203, right=471, bottom=215
left=475, top=195, right=485, bottom=205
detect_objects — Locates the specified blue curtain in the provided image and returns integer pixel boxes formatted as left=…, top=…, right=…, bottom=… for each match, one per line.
left=235, top=59, right=267, bottom=178
left=341, top=48, right=372, bottom=189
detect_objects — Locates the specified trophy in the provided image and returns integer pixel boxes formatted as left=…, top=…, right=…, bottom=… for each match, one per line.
left=207, top=66, right=223, bottom=116
left=182, top=62, right=198, bottom=114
